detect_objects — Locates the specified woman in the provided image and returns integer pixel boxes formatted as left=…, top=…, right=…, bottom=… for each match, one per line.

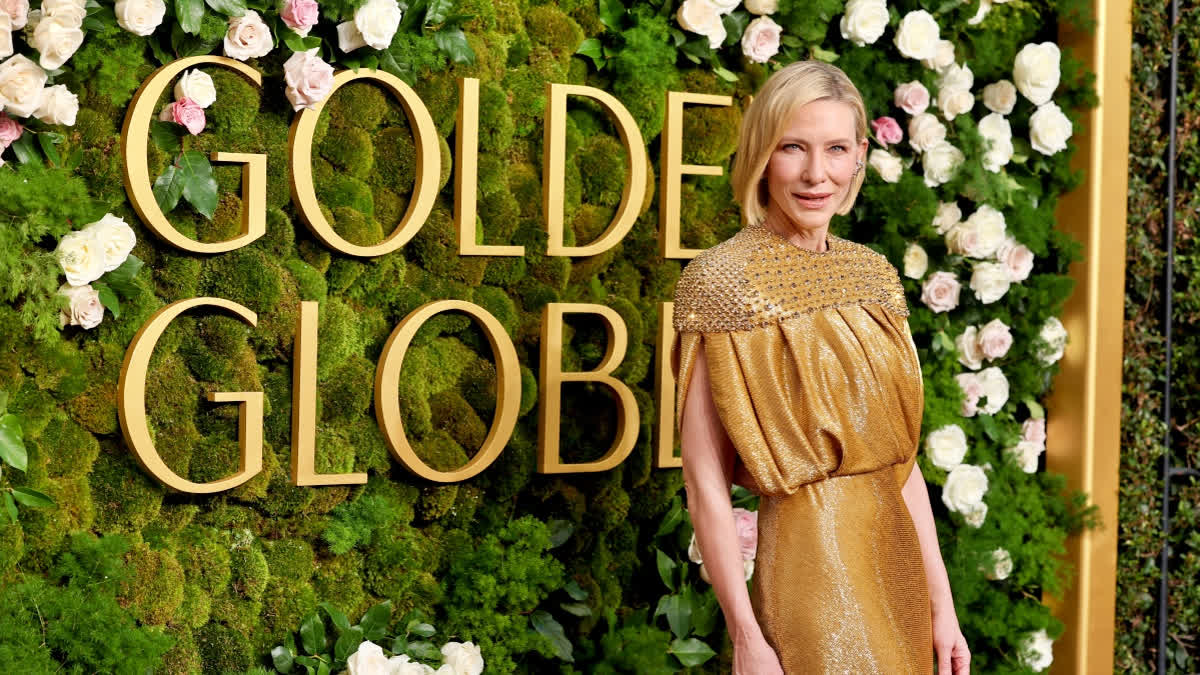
left=673, top=61, right=971, bottom=674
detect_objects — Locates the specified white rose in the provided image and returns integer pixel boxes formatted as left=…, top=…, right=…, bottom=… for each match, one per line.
left=932, top=201, right=961, bottom=234
left=32, top=13, right=84, bottom=70
left=868, top=148, right=903, bottom=183
left=56, top=227, right=106, bottom=286
left=34, top=83, right=77, bottom=125
left=977, top=318, right=1012, bottom=360
left=57, top=283, right=104, bottom=329
left=1, top=13, right=11, bottom=61
left=968, top=0, right=992, bottom=25
left=706, top=0, right=740, bottom=14
left=894, top=10, right=940, bottom=61
left=676, top=0, right=726, bottom=49
left=346, top=641, right=391, bottom=675
left=957, top=204, right=1007, bottom=258
left=1013, top=42, right=1061, bottom=105
left=996, top=236, right=1034, bottom=281
left=1, top=0, right=29, bottom=30
left=1029, top=101, right=1072, bottom=155
left=224, top=9, right=273, bottom=60
left=970, top=262, right=1011, bottom=304
left=938, top=62, right=975, bottom=93
left=743, top=557, right=755, bottom=581
left=388, top=655, right=436, bottom=675
left=839, top=0, right=889, bottom=47
left=1020, top=629, right=1054, bottom=672
left=1038, top=316, right=1068, bottom=364
left=962, top=500, right=988, bottom=527
left=976, top=366, right=1009, bottom=414
left=908, top=112, right=946, bottom=153
left=41, top=0, right=86, bottom=24
left=0, top=54, right=46, bottom=117
left=921, top=39, right=956, bottom=71
left=979, top=112, right=1014, bottom=171
left=942, top=463, right=989, bottom=513
left=925, top=424, right=968, bottom=470
left=937, top=87, right=974, bottom=121
left=114, top=0, right=165, bottom=37
left=983, top=80, right=1017, bottom=115
left=687, top=532, right=703, bottom=564
left=956, top=372, right=983, bottom=417
left=352, top=0, right=401, bottom=50
left=336, top=21, right=367, bottom=52
left=744, top=0, right=777, bottom=15
left=921, top=270, right=961, bottom=313
left=902, top=242, right=928, bottom=279
left=441, top=641, right=484, bottom=675
left=984, top=548, right=1013, bottom=580
left=174, top=69, right=216, bottom=108
left=955, top=325, right=983, bottom=370
left=741, top=15, right=781, bottom=63
left=82, top=213, right=137, bottom=272
left=922, top=140, right=964, bottom=187
left=1007, top=439, right=1042, bottom=473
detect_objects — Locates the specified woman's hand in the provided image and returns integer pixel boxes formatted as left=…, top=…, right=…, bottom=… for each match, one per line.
left=932, top=606, right=970, bottom=674
left=733, top=633, right=784, bottom=675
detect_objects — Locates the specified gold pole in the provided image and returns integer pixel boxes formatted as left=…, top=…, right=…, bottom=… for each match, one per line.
left=1045, top=0, right=1132, bottom=671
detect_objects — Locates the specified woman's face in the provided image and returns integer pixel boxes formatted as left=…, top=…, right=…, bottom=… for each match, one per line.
left=763, top=98, right=868, bottom=234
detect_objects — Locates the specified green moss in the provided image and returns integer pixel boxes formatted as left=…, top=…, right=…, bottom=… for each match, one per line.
left=362, top=526, right=442, bottom=613
left=317, top=297, right=367, bottom=380
left=118, top=543, right=185, bottom=626
left=155, top=252, right=203, bottom=299
left=319, top=126, right=376, bottom=180
left=578, top=134, right=629, bottom=208
left=206, top=68, right=261, bottom=137
left=89, top=448, right=163, bottom=534
left=38, top=413, right=100, bottom=477
left=325, top=82, right=391, bottom=130
left=526, top=6, right=585, bottom=67
left=409, top=205, right=487, bottom=285
left=285, top=257, right=329, bottom=303
left=679, top=72, right=742, bottom=166
left=478, top=80, right=516, bottom=152
left=311, top=550, right=367, bottom=618
left=200, top=247, right=285, bottom=315
left=319, top=355, right=376, bottom=425
left=195, top=622, right=252, bottom=673
left=371, top=126, right=418, bottom=194
left=429, top=390, right=489, bottom=450
left=316, top=173, right=376, bottom=219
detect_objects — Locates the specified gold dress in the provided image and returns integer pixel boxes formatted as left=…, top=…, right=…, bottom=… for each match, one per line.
left=673, top=221, right=933, bottom=674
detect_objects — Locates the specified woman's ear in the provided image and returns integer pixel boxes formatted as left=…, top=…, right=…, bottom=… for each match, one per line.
left=858, top=136, right=870, bottom=163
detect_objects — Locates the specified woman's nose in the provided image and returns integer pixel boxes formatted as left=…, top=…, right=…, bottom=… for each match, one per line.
left=801, top=151, right=827, bottom=184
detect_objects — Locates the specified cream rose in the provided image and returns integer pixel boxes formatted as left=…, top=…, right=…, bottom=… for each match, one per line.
left=0, top=54, right=46, bottom=117
left=687, top=532, right=703, bottom=563
left=921, top=270, right=961, bottom=313
left=283, top=49, right=334, bottom=111
left=57, top=283, right=104, bottom=329
left=33, top=13, right=84, bottom=70
left=968, top=0, right=992, bottom=25
left=224, top=9, right=273, bottom=60
left=933, top=201, right=961, bottom=234
left=41, top=0, right=86, bottom=23
left=957, top=372, right=983, bottom=416
left=346, top=641, right=391, bottom=675
left=33, top=82, right=77, bottom=125
left=970, top=261, right=1011, bottom=304
left=922, top=140, right=964, bottom=187
left=921, top=39, right=955, bottom=71
left=996, top=236, right=1034, bottom=281
left=977, top=365, right=1009, bottom=414
left=441, top=641, right=484, bottom=675
left=942, top=463, right=989, bottom=513
left=388, top=655, right=436, bottom=675
left=1030, top=101, right=1072, bottom=155
left=925, top=424, right=968, bottom=470
left=676, top=0, right=726, bottom=49
left=1038, top=316, right=1068, bottom=364
left=962, top=500, right=988, bottom=527
left=983, top=79, right=1017, bottom=115
left=839, top=0, right=888, bottom=47
left=741, top=15, right=781, bottom=63
left=894, top=10, right=940, bottom=60
left=744, top=0, right=777, bottom=15
left=1014, top=42, right=1061, bottom=105
left=903, top=242, right=928, bottom=279
left=1022, top=417, right=1046, bottom=445
left=336, top=20, right=366, bottom=52
left=984, top=548, right=1013, bottom=580
left=894, top=81, right=930, bottom=115
left=1, top=0, right=29, bottom=30
left=937, top=87, right=975, bottom=121
left=977, top=318, right=1012, bottom=360
left=956, top=325, right=983, bottom=370
left=706, top=0, right=740, bottom=13
left=1, top=14, right=12, bottom=61
left=352, top=0, right=402, bottom=50
left=56, top=228, right=106, bottom=286
left=174, top=69, right=216, bottom=108
left=908, top=112, right=946, bottom=153
left=1020, top=629, right=1054, bottom=672
left=978, top=112, right=1014, bottom=172
left=868, top=148, right=902, bottom=183
left=1007, top=439, right=1042, bottom=473
left=114, top=0, right=165, bottom=36
left=82, top=213, right=136, bottom=272
left=955, top=204, right=1006, bottom=258
left=938, top=62, right=974, bottom=93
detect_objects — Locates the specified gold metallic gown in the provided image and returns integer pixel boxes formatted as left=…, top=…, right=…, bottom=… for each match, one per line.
left=673, top=221, right=933, bottom=674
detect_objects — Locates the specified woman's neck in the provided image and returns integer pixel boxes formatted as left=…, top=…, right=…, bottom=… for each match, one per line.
left=760, top=210, right=830, bottom=252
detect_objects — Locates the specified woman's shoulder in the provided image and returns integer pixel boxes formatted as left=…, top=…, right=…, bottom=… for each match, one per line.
left=672, top=227, right=765, bottom=333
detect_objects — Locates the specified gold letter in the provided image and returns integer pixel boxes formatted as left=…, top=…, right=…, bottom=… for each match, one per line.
left=457, top=77, right=523, bottom=256
left=118, top=298, right=263, bottom=493
left=375, top=300, right=521, bottom=482
left=538, top=303, right=638, bottom=473
left=654, top=302, right=681, bottom=469
left=659, top=91, right=733, bottom=259
left=543, top=83, right=648, bottom=256
left=122, top=57, right=266, bottom=253
left=290, top=68, right=440, bottom=257
left=292, top=301, right=369, bottom=486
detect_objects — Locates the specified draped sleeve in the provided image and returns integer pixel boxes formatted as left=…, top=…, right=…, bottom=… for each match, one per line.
left=672, top=223, right=924, bottom=497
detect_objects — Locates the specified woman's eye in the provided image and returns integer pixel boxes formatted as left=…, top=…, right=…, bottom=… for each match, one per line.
left=783, top=143, right=801, bottom=151
left=830, top=145, right=847, bottom=152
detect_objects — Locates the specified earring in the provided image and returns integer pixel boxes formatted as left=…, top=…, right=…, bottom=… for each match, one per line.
left=852, top=159, right=864, bottom=178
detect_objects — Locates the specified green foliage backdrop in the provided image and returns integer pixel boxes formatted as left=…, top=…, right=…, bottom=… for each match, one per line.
left=0, top=0, right=1103, bottom=671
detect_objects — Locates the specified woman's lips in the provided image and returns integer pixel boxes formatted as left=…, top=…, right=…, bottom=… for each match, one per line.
left=794, top=193, right=831, bottom=209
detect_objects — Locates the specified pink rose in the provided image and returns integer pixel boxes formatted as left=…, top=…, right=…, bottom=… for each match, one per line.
left=871, top=116, right=903, bottom=147
left=283, top=49, right=335, bottom=111
left=956, top=372, right=983, bottom=417
left=732, top=507, right=758, bottom=560
left=159, top=97, right=205, bottom=135
left=280, top=0, right=318, bottom=36
left=1, top=0, right=29, bottom=29
left=57, top=283, right=104, bottom=329
left=1022, top=418, right=1046, bottom=446
left=894, top=80, right=930, bottom=115
left=920, top=270, right=961, bottom=313
left=0, top=113, right=23, bottom=150
left=977, top=318, right=1012, bottom=360
left=740, top=16, right=781, bottom=64
left=996, top=236, right=1034, bottom=282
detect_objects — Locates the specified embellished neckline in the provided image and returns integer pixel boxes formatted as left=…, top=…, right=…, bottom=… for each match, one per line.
left=747, top=220, right=841, bottom=255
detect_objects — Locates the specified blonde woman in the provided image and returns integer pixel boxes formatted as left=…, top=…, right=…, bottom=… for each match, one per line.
left=673, top=61, right=970, bottom=673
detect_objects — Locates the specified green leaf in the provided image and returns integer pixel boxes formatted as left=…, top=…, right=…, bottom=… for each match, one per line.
left=390, top=636, right=408, bottom=655
left=283, top=29, right=321, bottom=53
left=175, top=0, right=206, bottom=34
left=316, top=662, right=330, bottom=675
left=379, top=48, right=414, bottom=84
left=299, top=613, right=326, bottom=655
left=978, top=413, right=1001, bottom=443
left=398, top=0, right=427, bottom=31
left=0, top=414, right=28, bottom=472
left=319, top=603, right=352, bottom=633
left=547, top=519, right=574, bottom=548
left=720, top=11, right=749, bottom=46
left=204, top=0, right=246, bottom=16
left=0, top=390, right=9, bottom=416
left=407, top=622, right=435, bottom=638
left=531, top=610, right=574, bottom=662
left=104, top=255, right=145, bottom=299
left=656, top=548, right=677, bottom=591
left=271, top=646, right=295, bottom=673
left=564, top=579, right=588, bottom=601
left=811, top=45, right=839, bottom=62
left=358, top=600, right=391, bottom=641
left=780, top=34, right=803, bottom=48
left=655, top=497, right=684, bottom=536
left=178, top=151, right=220, bottom=219
left=37, top=133, right=63, bottom=167
left=11, top=487, right=55, bottom=508
left=598, top=0, right=624, bottom=29
left=10, top=133, right=39, bottom=164
left=333, top=626, right=362, bottom=663
left=669, top=27, right=686, bottom=46
left=151, top=121, right=184, bottom=155
left=406, top=641, right=440, bottom=660
left=559, top=602, right=591, bottom=617
left=148, top=35, right=173, bottom=65
left=153, top=165, right=185, bottom=213
left=3, top=492, right=16, bottom=523
left=689, top=587, right=720, bottom=636
left=1024, top=397, right=1045, bottom=419
left=655, top=593, right=692, bottom=638
left=94, top=282, right=120, bottom=319
left=712, top=65, right=738, bottom=83
left=669, top=637, right=717, bottom=667
left=424, top=0, right=453, bottom=24
left=432, top=27, right=475, bottom=65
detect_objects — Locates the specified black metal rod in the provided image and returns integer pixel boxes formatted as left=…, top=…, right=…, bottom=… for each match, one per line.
left=1158, top=0, right=1180, bottom=669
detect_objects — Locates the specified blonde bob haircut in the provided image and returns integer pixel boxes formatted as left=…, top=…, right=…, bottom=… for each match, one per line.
left=730, top=60, right=869, bottom=225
